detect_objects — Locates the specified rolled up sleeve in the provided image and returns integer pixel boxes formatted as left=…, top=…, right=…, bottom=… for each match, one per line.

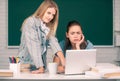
left=49, top=36, right=62, bottom=55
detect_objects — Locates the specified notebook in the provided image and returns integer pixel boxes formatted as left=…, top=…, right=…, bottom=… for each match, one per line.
left=0, top=69, right=13, bottom=77
left=65, top=49, right=96, bottom=75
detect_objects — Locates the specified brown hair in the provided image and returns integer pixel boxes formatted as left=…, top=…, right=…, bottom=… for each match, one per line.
left=64, top=20, right=87, bottom=52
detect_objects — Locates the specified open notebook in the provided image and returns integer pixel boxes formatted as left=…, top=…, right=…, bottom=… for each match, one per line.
left=65, top=49, right=97, bottom=75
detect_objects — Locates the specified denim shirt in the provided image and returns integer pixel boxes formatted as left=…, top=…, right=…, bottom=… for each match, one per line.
left=18, top=16, right=62, bottom=69
left=59, top=40, right=94, bottom=57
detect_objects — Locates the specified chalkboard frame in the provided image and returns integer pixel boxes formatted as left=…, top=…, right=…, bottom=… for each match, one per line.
left=8, top=0, right=114, bottom=48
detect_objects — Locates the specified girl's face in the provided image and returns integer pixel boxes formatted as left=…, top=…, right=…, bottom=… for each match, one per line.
left=66, top=25, right=83, bottom=45
left=42, top=7, right=56, bottom=23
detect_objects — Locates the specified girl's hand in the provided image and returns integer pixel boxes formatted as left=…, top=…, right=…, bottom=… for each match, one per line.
left=76, top=34, right=84, bottom=49
left=57, top=66, right=65, bottom=73
left=57, top=51, right=65, bottom=67
left=31, top=67, right=44, bottom=74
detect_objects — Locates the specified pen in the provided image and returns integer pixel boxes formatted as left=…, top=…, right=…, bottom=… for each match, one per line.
left=13, top=57, right=16, bottom=63
left=16, top=57, right=20, bottom=63
left=11, top=56, right=16, bottom=63
left=9, top=57, right=12, bottom=63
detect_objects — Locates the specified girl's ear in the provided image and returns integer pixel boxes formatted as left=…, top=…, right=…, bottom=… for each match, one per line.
left=66, top=32, right=69, bottom=38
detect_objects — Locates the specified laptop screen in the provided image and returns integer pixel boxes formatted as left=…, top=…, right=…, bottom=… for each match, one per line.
left=65, top=49, right=96, bottom=75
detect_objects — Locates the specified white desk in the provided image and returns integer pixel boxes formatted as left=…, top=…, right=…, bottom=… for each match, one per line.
left=0, top=72, right=101, bottom=79
left=0, top=72, right=118, bottom=81
left=0, top=63, right=120, bottom=81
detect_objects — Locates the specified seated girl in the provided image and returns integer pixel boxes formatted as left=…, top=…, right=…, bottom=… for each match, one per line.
left=54, top=20, right=94, bottom=73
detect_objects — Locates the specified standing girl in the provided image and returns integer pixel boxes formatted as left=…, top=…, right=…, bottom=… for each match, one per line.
left=18, top=0, right=65, bottom=74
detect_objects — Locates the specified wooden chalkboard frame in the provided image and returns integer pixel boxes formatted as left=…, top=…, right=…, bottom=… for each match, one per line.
left=8, top=0, right=113, bottom=48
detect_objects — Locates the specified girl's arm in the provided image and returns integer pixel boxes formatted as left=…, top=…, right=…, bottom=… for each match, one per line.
left=49, top=36, right=65, bottom=67
left=76, top=34, right=85, bottom=49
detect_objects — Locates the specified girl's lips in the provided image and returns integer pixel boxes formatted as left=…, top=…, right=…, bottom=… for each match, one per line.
left=74, top=39, right=79, bottom=41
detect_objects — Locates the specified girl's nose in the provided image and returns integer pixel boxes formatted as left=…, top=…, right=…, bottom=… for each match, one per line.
left=49, top=15, right=53, bottom=20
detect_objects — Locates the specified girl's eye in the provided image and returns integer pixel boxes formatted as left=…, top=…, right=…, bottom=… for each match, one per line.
left=71, top=32, right=74, bottom=35
left=77, top=32, right=79, bottom=34
left=77, top=32, right=81, bottom=34
left=47, top=12, right=51, bottom=14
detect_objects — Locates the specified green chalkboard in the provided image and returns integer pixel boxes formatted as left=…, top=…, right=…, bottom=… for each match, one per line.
left=8, top=0, right=113, bottom=47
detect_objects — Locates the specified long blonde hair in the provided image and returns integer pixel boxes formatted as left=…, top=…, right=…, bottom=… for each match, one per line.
left=33, top=0, right=59, bottom=36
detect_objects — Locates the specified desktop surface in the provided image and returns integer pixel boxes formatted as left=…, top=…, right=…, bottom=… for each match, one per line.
left=0, top=72, right=100, bottom=79
left=0, top=63, right=120, bottom=81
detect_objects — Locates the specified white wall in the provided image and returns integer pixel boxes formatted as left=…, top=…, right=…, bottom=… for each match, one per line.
left=0, top=0, right=120, bottom=69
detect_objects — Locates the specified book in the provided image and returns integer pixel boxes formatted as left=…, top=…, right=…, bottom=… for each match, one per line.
left=104, top=72, right=120, bottom=79
left=0, top=69, right=13, bottom=77
left=91, top=63, right=120, bottom=73
left=20, top=64, right=30, bottom=73
left=91, top=63, right=120, bottom=78
left=20, top=64, right=30, bottom=69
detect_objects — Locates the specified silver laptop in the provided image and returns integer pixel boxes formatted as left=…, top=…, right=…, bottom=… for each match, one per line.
left=65, top=49, right=96, bottom=75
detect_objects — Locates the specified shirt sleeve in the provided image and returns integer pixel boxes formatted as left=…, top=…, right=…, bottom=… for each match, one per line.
left=23, top=17, right=44, bottom=68
left=48, top=36, right=62, bottom=55
left=59, top=40, right=66, bottom=57
left=86, top=40, right=94, bottom=49
left=59, top=40, right=65, bottom=52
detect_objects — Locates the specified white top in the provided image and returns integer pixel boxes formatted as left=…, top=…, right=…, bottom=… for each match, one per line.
left=0, top=72, right=101, bottom=80
left=0, top=63, right=120, bottom=80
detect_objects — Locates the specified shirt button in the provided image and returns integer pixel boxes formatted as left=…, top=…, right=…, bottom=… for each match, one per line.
left=41, top=43, right=43, bottom=46
left=42, top=36, right=44, bottom=38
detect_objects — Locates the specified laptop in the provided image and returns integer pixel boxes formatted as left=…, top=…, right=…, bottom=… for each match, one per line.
left=65, top=49, right=96, bottom=75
